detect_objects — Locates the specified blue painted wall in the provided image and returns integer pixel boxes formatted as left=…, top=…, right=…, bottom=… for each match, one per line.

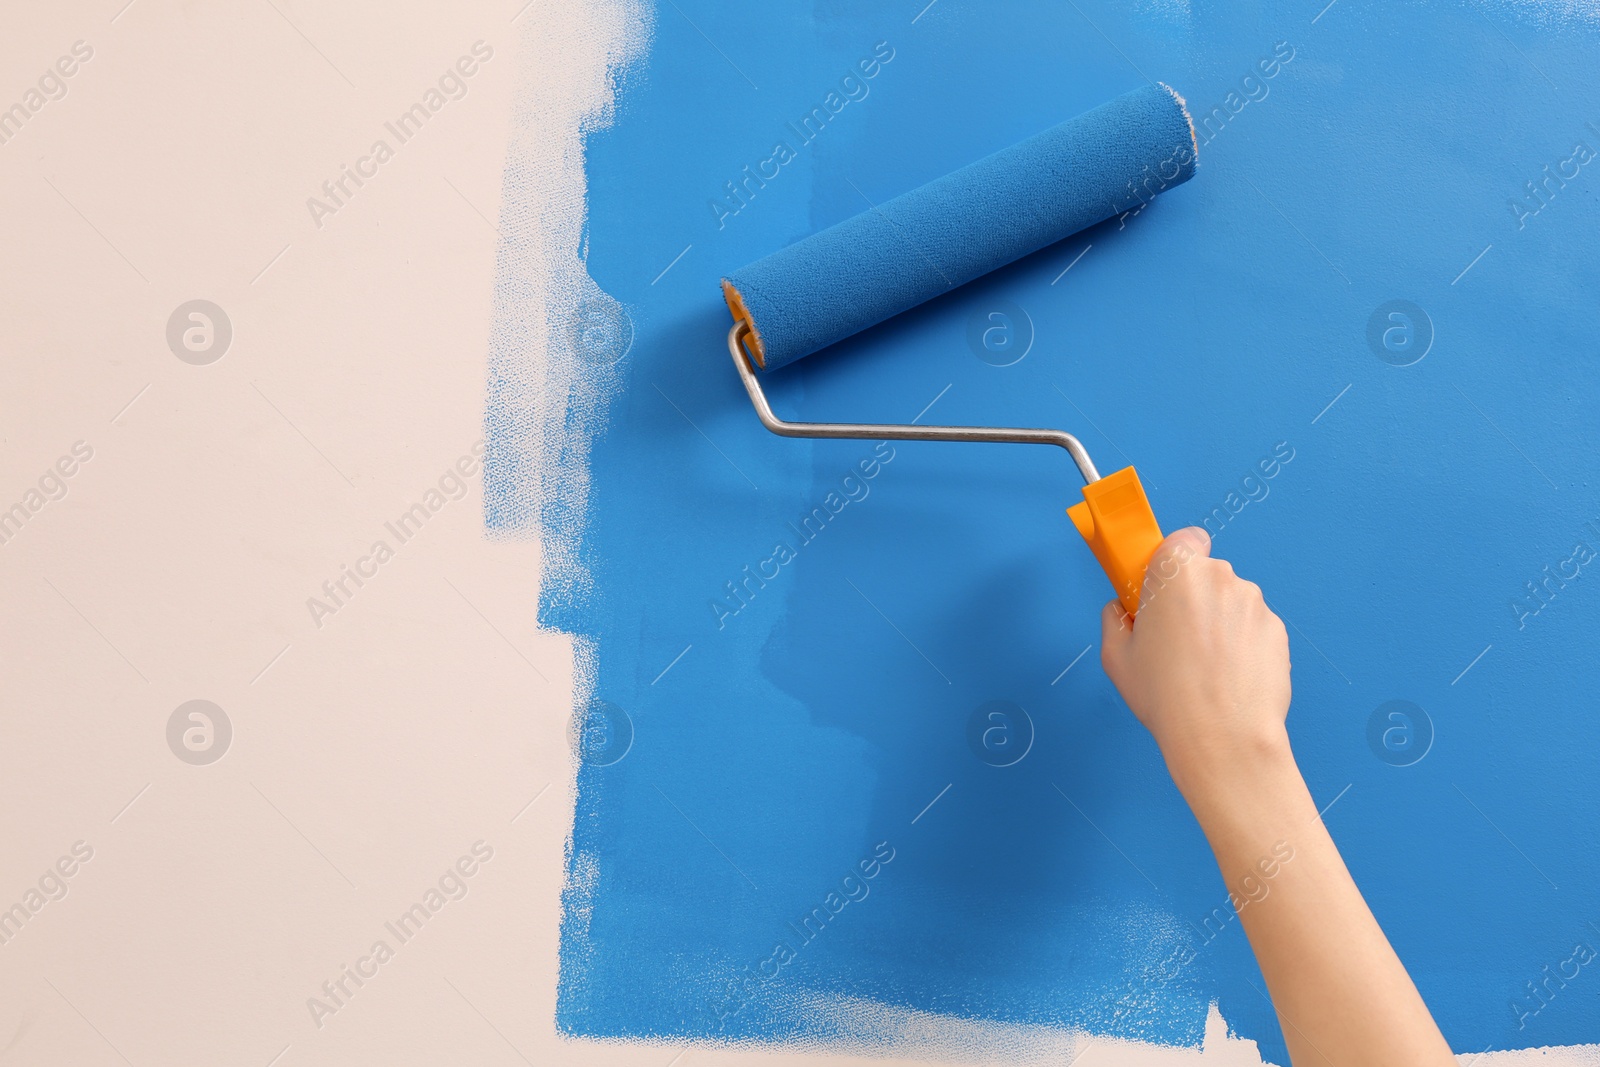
left=504, top=2, right=1600, bottom=1059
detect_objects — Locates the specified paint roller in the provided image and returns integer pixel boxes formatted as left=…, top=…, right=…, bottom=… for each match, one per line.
left=722, top=83, right=1198, bottom=617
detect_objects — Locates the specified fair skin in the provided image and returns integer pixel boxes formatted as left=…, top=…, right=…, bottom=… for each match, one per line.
left=1100, top=526, right=1455, bottom=1067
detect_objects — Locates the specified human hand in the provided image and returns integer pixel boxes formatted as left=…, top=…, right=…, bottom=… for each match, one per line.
left=1097, top=529, right=1456, bottom=1066
left=1098, top=527, right=1293, bottom=804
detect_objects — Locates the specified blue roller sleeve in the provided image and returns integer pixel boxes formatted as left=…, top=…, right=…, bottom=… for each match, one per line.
left=723, top=83, right=1198, bottom=371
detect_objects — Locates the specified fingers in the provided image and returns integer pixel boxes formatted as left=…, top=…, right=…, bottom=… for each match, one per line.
left=1100, top=598, right=1133, bottom=677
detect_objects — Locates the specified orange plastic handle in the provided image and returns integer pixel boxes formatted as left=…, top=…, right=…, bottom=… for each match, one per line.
left=1066, top=466, right=1164, bottom=618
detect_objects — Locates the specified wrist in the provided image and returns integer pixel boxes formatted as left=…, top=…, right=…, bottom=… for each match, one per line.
left=1162, top=720, right=1305, bottom=833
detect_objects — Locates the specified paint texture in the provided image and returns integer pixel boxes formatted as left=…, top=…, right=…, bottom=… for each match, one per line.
left=724, top=83, right=1196, bottom=370
left=487, top=1, right=1600, bottom=1061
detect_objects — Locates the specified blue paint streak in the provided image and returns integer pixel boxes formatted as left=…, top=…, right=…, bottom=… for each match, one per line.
left=494, top=2, right=1600, bottom=1059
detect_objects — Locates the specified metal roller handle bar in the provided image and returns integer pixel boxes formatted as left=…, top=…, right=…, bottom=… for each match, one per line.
left=728, top=322, right=1102, bottom=485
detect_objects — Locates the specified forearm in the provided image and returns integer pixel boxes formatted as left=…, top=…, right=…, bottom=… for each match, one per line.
left=1102, top=530, right=1453, bottom=1060
left=1179, top=737, right=1454, bottom=1067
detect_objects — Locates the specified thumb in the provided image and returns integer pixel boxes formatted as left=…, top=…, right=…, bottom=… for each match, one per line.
left=1149, top=526, right=1212, bottom=572
left=1099, top=598, right=1133, bottom=680
left=1138, top=526, right=1212, bottom=606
